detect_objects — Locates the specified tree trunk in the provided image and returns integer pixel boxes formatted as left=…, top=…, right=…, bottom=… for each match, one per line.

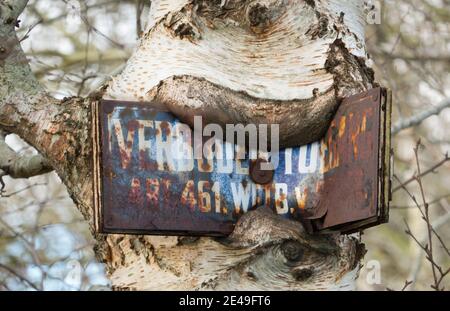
left=1, top=0, right=373, bottom=290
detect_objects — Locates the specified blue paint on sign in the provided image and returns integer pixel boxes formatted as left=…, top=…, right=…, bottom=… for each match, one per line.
left=101, top=105, right=323, bottom=234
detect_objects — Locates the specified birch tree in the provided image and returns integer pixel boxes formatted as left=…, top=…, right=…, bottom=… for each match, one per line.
left=1, top=0, right=375, bottom=290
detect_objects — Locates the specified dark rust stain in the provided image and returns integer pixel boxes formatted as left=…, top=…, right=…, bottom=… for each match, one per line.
left=160, top=121, right=171, bottom=136
left=200, top=160, right=211, bottom=172
left=308, top=87, right=390, bottom=233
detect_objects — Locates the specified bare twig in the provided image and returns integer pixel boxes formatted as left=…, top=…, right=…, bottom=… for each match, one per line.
left=0, top=263, right=39, bottom=291
left=394, top=141, right=450, bottom=291
left=0, top=182, right=47, bottom=198
left=413, top=143, right=440, bottom=289
left=19, top=19, right=42, bottom=42
left=393, top=98, right=450, bottom=134
left=0, top=217, right=42, bottom=266
left=391, top=193, right=450, bottom=209
left=401, top=280, right=413, bottom=291
left=0, top=169, right=6, bottom=193
left=44, top=0, right=118, bottom=26
left=386, top=280, right=413, bottom=291
left=61, top=0, right=125, bottom=49
left=396, top=174, right=450, bottom=259
left=392, top=153, right=449, bottom=193
left=136, top=0, right=145, bottom=38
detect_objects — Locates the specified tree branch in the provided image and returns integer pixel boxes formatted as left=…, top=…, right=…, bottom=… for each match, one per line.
left=0, top=0, right=94, bottom=224
left=0, top=131, right=52, bottom=182
left=393, top=98, right=450, bottom=134
left=394, top=142, right=450, bottom=291
left=0, top=0, right=29, bottom=20
left=0, top=263, right=39, bottom=291
left=392, top=152, right=450, bottom=193
left=0, top=0, right=43, bottom=97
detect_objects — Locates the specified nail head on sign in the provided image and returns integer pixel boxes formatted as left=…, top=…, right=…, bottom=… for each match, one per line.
left=250, top=158, right=275, bottom=185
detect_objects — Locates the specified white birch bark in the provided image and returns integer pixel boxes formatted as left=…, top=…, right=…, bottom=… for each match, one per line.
left=0, top=0, right=374, bottom=290
left=107, top=0, right=374, bottom=147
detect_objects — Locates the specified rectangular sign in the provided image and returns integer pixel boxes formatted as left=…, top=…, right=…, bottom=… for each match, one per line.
left=92, top=88, right=392, bottom=236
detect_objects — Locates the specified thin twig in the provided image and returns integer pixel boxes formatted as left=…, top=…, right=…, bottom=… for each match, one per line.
left=0, top=263, right=39, bottom=291
left=391, top=193, right=450, bottom=209
left=0, top=169, right=6, bottom=193
left=0, top=182, right=47, bottom=198
left=61, top=0, right=125, bottom=48
left=394, top=141, right=450, bottom=291
left=392, top=153, right=449, bottom=193
left=0, top=217, right=42, bottom=266
left=19, top=19, right=42, bottom=42
left=136, top=0, right=145, bottom=38
left=393, top=98, right=450, bottom=134
left=401, top=280, right=413, bottom=291
left=413, top=143, right=439, bottom=289
left=386, top=279, right=413, bottom=291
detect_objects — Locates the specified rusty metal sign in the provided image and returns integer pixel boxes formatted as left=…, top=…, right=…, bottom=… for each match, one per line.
left=92, top=87, right=392, bottom=236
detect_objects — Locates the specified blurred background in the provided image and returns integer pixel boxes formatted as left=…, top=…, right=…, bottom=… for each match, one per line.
left=0, top=0, right=449, bottom=291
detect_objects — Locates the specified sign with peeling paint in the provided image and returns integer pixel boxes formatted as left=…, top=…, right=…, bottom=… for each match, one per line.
left=92, top=88, right=392, bottom=236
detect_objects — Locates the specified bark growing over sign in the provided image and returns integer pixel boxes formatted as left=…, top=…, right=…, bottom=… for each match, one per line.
left=107, top=0, right=374, bottom=147
left=1, top=0, right=374, bottom=290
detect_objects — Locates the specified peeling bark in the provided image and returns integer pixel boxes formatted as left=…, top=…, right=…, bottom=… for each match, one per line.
left=0, top=0, right=374, bottom=291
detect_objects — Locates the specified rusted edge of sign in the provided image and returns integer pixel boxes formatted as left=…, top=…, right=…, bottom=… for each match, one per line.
left=92, top=100, right=102, bottom=233
left=357, top=87, right=391, bottom=232
left=313, top=88, right=392, bottom=234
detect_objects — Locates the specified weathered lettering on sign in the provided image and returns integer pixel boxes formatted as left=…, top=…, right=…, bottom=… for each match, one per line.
left=92, top=87, right=391, bottom=236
